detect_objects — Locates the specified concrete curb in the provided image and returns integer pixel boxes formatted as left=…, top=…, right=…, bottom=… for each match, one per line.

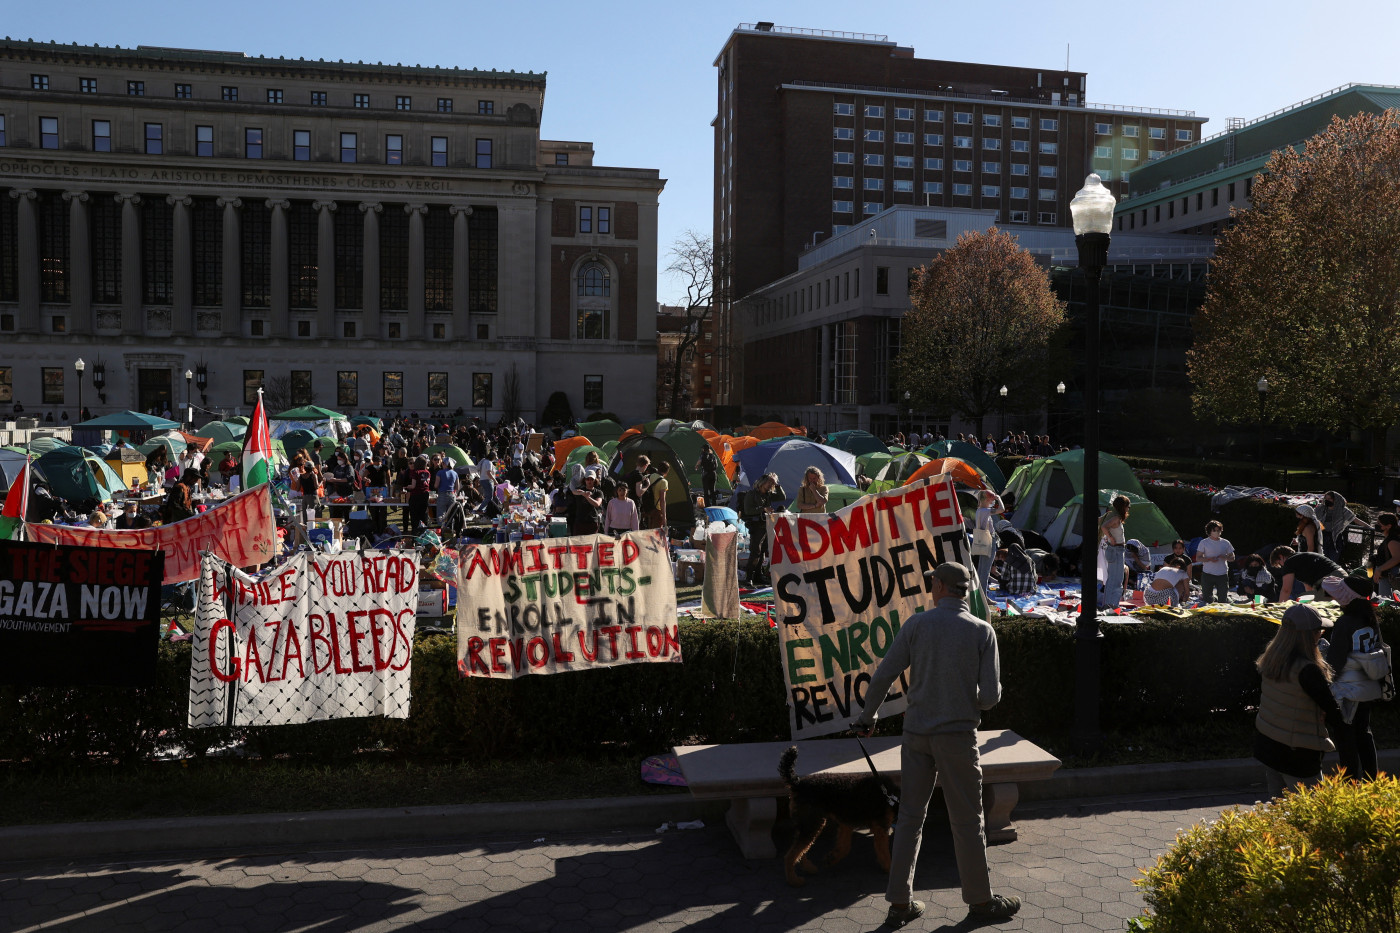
left=6, top=751, right=1397, bottom=863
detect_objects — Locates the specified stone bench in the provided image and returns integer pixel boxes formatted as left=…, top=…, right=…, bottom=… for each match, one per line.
left=672, top=729, right=1061, bottom=859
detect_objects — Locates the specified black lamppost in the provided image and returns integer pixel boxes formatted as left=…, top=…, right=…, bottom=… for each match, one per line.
left=1070, top=173, right=1116, bottom=754
left=1056, top=380, right=1066, bottom=446
left=904, top=390, right=912, bottom=446
left=999, top=384, right=1008, bottom=441
left=73, top=357, right=85, bottom=422
left=184, top=368, right=193, bottom=427
left=195, top=365, right=209, bottom=407
left=92, top=362, right=106, bottom=405
left=1256, top=376, right=1269, bottom=467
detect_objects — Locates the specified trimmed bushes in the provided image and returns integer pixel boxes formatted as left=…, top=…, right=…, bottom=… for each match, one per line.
left=3, top=610, right=1398, bottom=766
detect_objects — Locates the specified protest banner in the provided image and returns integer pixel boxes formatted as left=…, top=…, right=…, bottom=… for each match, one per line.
left=456, top=529, right=680, bottom=679
left=26, top=485, right=277, bottom=584
left=0, top=538, right=163, bottom=686
left=773, top=474, right=969, bottom=739
left=187, top=549, right=419, bottom=727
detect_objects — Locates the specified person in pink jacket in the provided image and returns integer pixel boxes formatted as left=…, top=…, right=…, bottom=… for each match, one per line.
left=604, top=483, right=639, bottom=536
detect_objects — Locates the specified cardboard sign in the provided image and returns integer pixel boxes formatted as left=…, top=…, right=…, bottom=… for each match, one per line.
left=187, top=550, right=419, bottom=727
left=455, top=529, right=680, bottom=678
left=27, top=484, right=277, bottom=583
left=773, top=475, right=969, bottom=739
left=0, top=538, right=164, bottom=685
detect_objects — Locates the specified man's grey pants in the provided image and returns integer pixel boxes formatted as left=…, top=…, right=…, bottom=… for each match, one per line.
left=887, top=731, right=993, bottom=906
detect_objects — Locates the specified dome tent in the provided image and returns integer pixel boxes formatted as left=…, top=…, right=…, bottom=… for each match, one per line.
left=825, top=430, right=890, bottom=457
left=1001, top=448, right=1149, bottom=533
left=607, top=434, right=696, bottom=531
left=867, top=452, right=932, bottom=492
left=732, top=438, right=858, bottom=510
left=922, top=439, right=1008, bottom=492
left=33, top=446, right=125, bottom=505
left=1040, top=489, right=1179, bottom=552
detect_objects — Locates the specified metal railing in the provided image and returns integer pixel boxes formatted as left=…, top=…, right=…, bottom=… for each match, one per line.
left=738, top=24, right=890, bottom=42
left=783, top=80, right=1196, bottom=117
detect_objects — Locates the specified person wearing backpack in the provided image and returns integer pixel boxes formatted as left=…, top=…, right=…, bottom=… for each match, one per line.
left=644, top=462, right=670, bottom=532
left=1322, top=574, right=1390, bottom=782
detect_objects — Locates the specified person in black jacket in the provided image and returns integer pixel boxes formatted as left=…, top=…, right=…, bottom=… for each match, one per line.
left=567, top=473, right=604, bottom=536
left=742, top=473, right=786, bottom=585
left=1321, top=574, right=1384, bottom=781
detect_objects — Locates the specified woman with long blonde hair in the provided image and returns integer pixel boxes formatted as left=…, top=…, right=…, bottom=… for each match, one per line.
left=1253, top=604, right=1344, bottom=797
left=795, top=467, right=829, bottom=514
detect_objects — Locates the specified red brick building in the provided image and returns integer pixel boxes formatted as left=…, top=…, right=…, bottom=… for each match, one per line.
left=654, top=303, right=715, bottom=419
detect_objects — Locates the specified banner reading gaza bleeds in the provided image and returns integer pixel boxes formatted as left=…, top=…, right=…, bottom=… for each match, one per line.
left=456, top=529, right=680, bottom=679
left=187, top=549, right=418, bottom=727
left=26, top=485, right=276, bottom=583
left=774, top=474, right=968, bottom=739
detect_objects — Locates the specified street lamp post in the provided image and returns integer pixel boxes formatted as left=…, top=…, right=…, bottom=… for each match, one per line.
left=73, top=358, right=85, bottom=423
left=904, top=390, right=912, bottom=447
left=1256, top=377, right=1269, bottom=468
left=1070, top=173, right=1116, bottom=754
left=92, top=363, right=106, bottom=405
left=1056, top=380, right=1066, bottom=446
left=184, top=369, right=193, bottom=428
left=999, top=384, right=1008, bottom=441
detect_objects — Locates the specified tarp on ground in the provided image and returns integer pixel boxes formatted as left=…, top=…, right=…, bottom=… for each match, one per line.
left=193, top=421, right=246, bottom=447
left=74, top=410, right=182, bottom=431
left=785, top=483, right=867, bottom=514
left=577, top=419, right=626, bottom=447
left=1040, top=489, right=1179, bottom=552
left=732, top=438, right=858, bottom=509
left=825, top=430, right=890, bottom=457
left=33, top=446, right=125, bottom=504
left=608, top=435, right=696, bottom=529
left=923, top=439, right=1008, bottom=492
left=1002, top=449, right=1148, bottom=534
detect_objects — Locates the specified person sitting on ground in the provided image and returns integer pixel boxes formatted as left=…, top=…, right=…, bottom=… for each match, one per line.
left=1034, top=552, right=1061, bottom=584
left=1268, top=546, right=1343, bottom=602
left=994, top=528, right=1038, bottom=596
left=1144, top=555, right=1192, bottom=607
left=1124, top=538, right=1152, bottom=589
left=162, top=469, right=200, bottom=523
left=115, top=500, right=151, bottom=530
left=1238, top=553, right=1276, bottom=602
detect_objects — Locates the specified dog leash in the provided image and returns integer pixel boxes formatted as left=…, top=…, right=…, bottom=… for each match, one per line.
left=850, top=725, right=900, bottom=809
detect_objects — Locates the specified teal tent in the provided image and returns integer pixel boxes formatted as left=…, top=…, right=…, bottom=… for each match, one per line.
left=826, top=430, right=889, bottom=457
left=74, top=410, right=181, bottom=431
left=34, top=447, right=125, bottom=504
left=923, top=439, right=1007, bottom=492
left=273, top=405, right=346, bottom=420
left=193, top=421, right=247, bottom=447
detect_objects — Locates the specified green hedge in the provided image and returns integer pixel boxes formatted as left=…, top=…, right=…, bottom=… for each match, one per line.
left=1119, top=455, right=1335, bottom=494
left=4, top=612, right=1399, bottom=767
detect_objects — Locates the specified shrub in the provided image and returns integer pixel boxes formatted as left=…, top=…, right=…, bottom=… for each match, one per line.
left=540, top=391, right=573, bottom=428
left=1134, top=773, right=1400, bottom=932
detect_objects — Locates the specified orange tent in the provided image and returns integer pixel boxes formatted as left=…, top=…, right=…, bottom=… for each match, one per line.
left=750, top=421, right=803, bottom=441
left=178, top=431, right=214, bottom=452
left=704, top=433, right=739, bottom=480
left=619, top=427, right=643, bottom=443
left=552, top=435, right=593, bottom=466
left=901, top=457, right=989, bottom=491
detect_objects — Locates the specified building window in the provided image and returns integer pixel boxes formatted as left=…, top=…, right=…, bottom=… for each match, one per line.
left=32, top=74, right=49, bottom=90
left=241, top=202, right=271, bottom=308
left=192, top=198, right=222, bottom=305
left=1177, top=128, right=1194, bottom=142
left=383, top=372, right=403, bottom=407
left=340, top=132, right=357, bottom=163
left=1011, top=116, right=1030, bottom=129
left=1038, top=188, right=1056, bottom=201
left=250, top=319, right=265, bottom=336
left=1040, top=118, right=1058, bottom=131
left=832, top=200, right=853, bottom=212
left=924, top=109, right=943, bottom=122
left=864, top=129, right=884, bottom=142
left=1122, top=148, right=1139, bottom=161
left=175, top=83, right=192, bottom=99
left=37, top=191, right=69, bottom=302
left=983, top=138, right=1001, bottom=151
left=893, top=179, right=913, bottom=193
left=895, top=131, right=914, bottom=144
left=579, top=206, right=592, bottom=233
left=863, top=178, right=884, bottom=190
left=922, top=183, right=943, bottom=198
left=1038, top=212, right=1056, bottom=224
left=475, top=138, right=493, bottom=168
left=1228, top=182, right=1236, bottom=200
left=245, top=127, right=263, bottom=159
left=578, top=262, right=609, bottom=297
left=354, top=93, right=370, bottom=108
left=385, top=134, right=403, bottom=164
left=0, top=367, right=11, bottom=403
left=432, top=322, right=446, bottom=339
left=380, top=208, right=408, bottom=310
left=834, top=102, right=854, bottom=116
left=42, top=367, right=63, bottom=405
left=1010, top=186, right=1029, bottom=199
left=468, top=207, right=498, bottom=313
left=334, top=206, right=363, bottom=308
left=954, top=160, right=972, bottom=172
left=1149, top=127, right=1166, bottom=139
left=875, top=266, right=889, bottom=295
left=863, top=201, right=883, bottom=214
left=1094, top=145, right=1112, bottom=159
left=293, top=129, right=310, bottom=160
left=40, top=117, right=59, bottom=149
left=834, top=127, right=854, bottom=140
left=985, top=114, right=1004, bottom=128
left=954, top=136, right=972, bottom=148
left=1038, top=165, right=1057, bottom=178
left=221, top=86, right=238, bottom=101
left=290, top=371, right=312, bottom=406
left=924, top=157, right=944, bottom=170
left=297, top=320, right=311, bottom=337
left=145, top=122, right=163, bottom=155
left=337, top=371, right=358, bottom=407
left=894, top=155, right=913, bottom=168
left=864, top=153, right=884, bottom=166
left=833, top=151, right=854, bottom=164
left=954, top=112, right=972, bottom=124
left=343, top=322, right=356, bottom=338
left=863, top=105, right=884, bottom=119
left=142, top=198, right=173, bottom=305
left=554, top=152, right=568, bottom=166
left=1008, top=210, right=1029, bottom=223
left=924, top=133, right=944, bottom=146
left=576, top=264, right=611, bottom=339
left=266, top=88, right=284, bottom=104
left=1011, top=163, right=1029, bottom=176
left=1122, top=125, right=1139, bottom=137
left=430, top=136, right=448, bottom=167
left=92, top=120, right=112, bottom=152
left=1036, top=142, right=1056, bottom=155
left=951, top=184, right=971, bottom=197
left=52, top=315, right=66, bottom=334
left=196, top=125, right=214, bottom=156
left=597, top=207, right=610, bottom=234
left=477, top=99, right=495, bottom=115
left=79, top=77, right=97, bottom=94
left=288, top=202, right=317, bottom=309
left=311, top=90, right=327, bottom=106
left=1148, top=151, right=1164, bottom=161
left=895, top=107, right=914, bottom=120
left=396, top=95, right=411, bottom=111
left=1011, top=139, right=1030, bottom=153
left=982, top=161, right=1000, bottom=174
left=428, top=372, right=448, bottom=407
left=1095, top=122, right=1112, bottom=135
left=242, top=371, right=263, bottom=406
left=127, top=80, right=149, bottom=96
left=434, top=97, right=453, bottom=113
left=90, top=196, right=121, bottom=303
left=583, top=375, right=603, bottom=411
left=982, top=185, right=1000, bottom=198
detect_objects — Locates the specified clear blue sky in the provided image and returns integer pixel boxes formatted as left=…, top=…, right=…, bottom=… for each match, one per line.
left=9, top=1, right=1399, bottom=302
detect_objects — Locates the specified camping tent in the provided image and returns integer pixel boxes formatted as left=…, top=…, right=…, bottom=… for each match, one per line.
left=138, top=434, right=187, bottom=462
left=1001, top=449, right=1148, bottom=533
left=825, top=430, right=890, bottom=457
left=33, top=447, right=125, bottom=504
left=923, top=440, right=1007, bottom=492
left=661, top=427, right=732, bottom=497
left=281, top=428, right=340, bottom=456
left=350, top=415, right=383, bottom=430
left=732, top=438, right=858, bottom=509
left=16, top=436, right=71, bottom=456
left=607, top=435, right=697, bottom=529
left=193, top=421, right=246, bottom=447
left=899, top=457, right=990, bottom=492
left=424, top=444, right=472, bottom=466
left=750, top=421, right=803, bottom=441
left=552, top=435, right=594, bottom=466
left=868, top=452, right=932, bottom=492
left=786, top=483, right=867, bottom=514
left=0, top=449, right=31, bottom=494
left=1039, top=490, right=1179, bottom=552
left=577, top=419, right=625, bottom=447
left=855, top=451, right=896, bottom=480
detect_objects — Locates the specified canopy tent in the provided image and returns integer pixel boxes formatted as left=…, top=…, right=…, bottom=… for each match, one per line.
left=424, top=444, right=472, bottom=466
left=786, top=483, right=867, bottom=514
left=193, top=421, right=247, bottom=447
left=74, top=410, right=182, bottom=432
left=855, top=451, right=896, bottom=480
left=923, top=440, right=1007, bottom=492
left=272, top=405, right=346, bottom=421
left=552, top=435, right=594, bottom=467
left=749, top=421, right=804, bottom=441
left=898, top=457, right=990, bottom=492
left=33, top=447, right=125, bottom=504
left=350, top=415, right=383, bottom=430
left=577, top=419, right=626, bottom=447
left=1001, top=449, right=1148, bottom=533
left=607, top=434, right=697, bottom=529
left=1039, top=490, right=1179, bottom=552
left=867, top=452, right=933, bottom=492
left=732, top=438, right=858, bottom=509
left=825, top=430, right=890, bottom=457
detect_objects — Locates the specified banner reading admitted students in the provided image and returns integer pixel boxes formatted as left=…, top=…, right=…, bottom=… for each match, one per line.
left=456, top=529, right=680, bottom=678
left=775, top=475, right=968, bottom=739
left=187, top=549, right=419, bottom=727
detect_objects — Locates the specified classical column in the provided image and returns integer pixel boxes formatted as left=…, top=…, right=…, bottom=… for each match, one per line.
left=312, top=200, right=337, bottom=338
left=450, top=204, right=472, bottom=339
left=360, top=202, right=382, bottom=338
left=405, top=203, right=427, bottom=339
left=533, top=197, right=551, bottom=340
left=217, top=197, right=242, bottom=337
left=9, top=191, right=38, bottom=334
left=114, top=193, right=142, bottom=336
left=167, top=195, right=193, bottom=336
left=266, top=199, right=290, bottom=338
left=63, top=191, right=91, bottom=334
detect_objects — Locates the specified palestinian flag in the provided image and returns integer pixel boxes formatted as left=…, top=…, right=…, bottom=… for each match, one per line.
left=0, top=460, right=30, bottom=540
left=242, top=390, right=273, bottom=489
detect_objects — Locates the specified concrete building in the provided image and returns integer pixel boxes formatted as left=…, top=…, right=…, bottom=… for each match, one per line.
left=654, top=303, right=715, bottom=419
left=711, top=22, right=1207, bottom=415
left=0, top=39, right=664, bottom=424
left=1116, top=83, right=1400, bottom=236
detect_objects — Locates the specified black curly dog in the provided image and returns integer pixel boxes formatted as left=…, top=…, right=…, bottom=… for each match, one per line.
left=779, top=745, right=897, bottom=887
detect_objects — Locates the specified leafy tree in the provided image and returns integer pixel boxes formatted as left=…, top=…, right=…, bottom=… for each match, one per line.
left=1189, top=110, right=1400, bottom=444
left=894, top=227, right=1067, bottom=437
left=541, top=391, right=574, bottom=428
left=663, top=231, right=730, bottom=418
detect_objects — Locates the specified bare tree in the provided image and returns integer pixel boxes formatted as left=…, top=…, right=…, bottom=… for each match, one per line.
left=664, top=231, right=730, bottom=419
left=262, top=376, right=294, bottom=414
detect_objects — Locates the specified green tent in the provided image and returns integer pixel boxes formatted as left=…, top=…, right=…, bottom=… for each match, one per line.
left=138, top=435, right=187, bottom=461
left=855, top=451, right=896, bottom=480
left=608, top=434, right=702, bottom=529
left=273, top=405, right=346, bottom=420
left=20, top=436, right=71, bottom=456
left=577, top=419, right=625, bottom=447
left=193, top=421, right=247, bottom=446
left=660, top=427, right=733, bottom=495
left=1040, top=490, right=1179, bottom=552
left=225, top=416, right=251, bottom=426
left=424, top=444, right=472, bottom=466
left=826, top=430, right=890, bottom=457
left=923, top=440, right=1008, bottom=492
left=1001, top=449, right=1154, bottom=538
left=565, top=444, right=607, bottom=469
left=786, top=483, right=867, bottom=514
left=34, top=447, right=125, bottom=504
left=281, top=429, right=339, bottom=456
left=868, top=452, right=932, bottom=493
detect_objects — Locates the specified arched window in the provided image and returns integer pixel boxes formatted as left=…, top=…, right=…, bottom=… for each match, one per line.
left=578, top=263, right=610, bottom=297
left=575, top=260, right=613, bottom=339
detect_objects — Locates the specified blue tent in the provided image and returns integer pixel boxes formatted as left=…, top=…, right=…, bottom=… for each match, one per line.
left=733, top=438, right=858, bottom=509
left=923, top=439, right=1007, bottom=492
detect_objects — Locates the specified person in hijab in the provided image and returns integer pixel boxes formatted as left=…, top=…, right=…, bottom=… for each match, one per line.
left=1316, top=491, right=1355, bottom=563
left=1294, top=504, right=1323, bottom=554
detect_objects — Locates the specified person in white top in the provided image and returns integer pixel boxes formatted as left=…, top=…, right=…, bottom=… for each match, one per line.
left=1097, top=495, right=1130, bottom=608
left=477, top=455, right=495, bottom=487
left=1195, top=520, right=1235, bottom=604
left=1145, top=555, right=1192, bottom=606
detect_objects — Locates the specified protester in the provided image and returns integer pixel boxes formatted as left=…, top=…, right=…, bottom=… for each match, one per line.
left=1145, top=555, right=1192, bottom=607
left=1294, top=504, right=1323, bottom=554
left=434, top=455, right=460, bottom=526
left=298, top=459, right=323, bottom=520
left=1321, top=573, right=1386, bottom=781
left=162, top=469, right=199, bottom=523
left=1195, top=521, right=1235, bottom=604
left=972, top=490, right=1004, bottom=597
left=1253, top=603, right=1345, bottom=798
left=1370, top=512, right=1400, bottom=598
left=217, top=449, right=239, bottom=486
left=1237, top=554, right=1276, bottom=602
left=742, top=473, right=785, bottom=585
left=794, top=467, right=829, bottom=514
left=1098, top=494, right=1130, bottom=608
left=854, top=562, right=1021, bottom=925
left=567, top=474, right=604, bottom=535
left=406, top=456, right=432, bottom=533
left=1268, top=546, right=1343, bottom=602
left=604, top=483, right=639, bottom=536
left=621, top=455, right=653, bottom=503
left=1317, top=491, right=1355, bottom=562
left=115, top=500, right=151, bottom=530
left=994, top=528, right=1037, bottom=596
left=643, top=462, right=671, bottom=531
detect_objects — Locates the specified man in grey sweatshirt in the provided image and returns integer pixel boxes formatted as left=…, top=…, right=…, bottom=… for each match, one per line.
left=854, top=561, right=1021, bottom=926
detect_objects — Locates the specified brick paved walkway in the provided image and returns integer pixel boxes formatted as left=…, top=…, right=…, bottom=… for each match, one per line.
left=0, top=789, right=1256, bottom=932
